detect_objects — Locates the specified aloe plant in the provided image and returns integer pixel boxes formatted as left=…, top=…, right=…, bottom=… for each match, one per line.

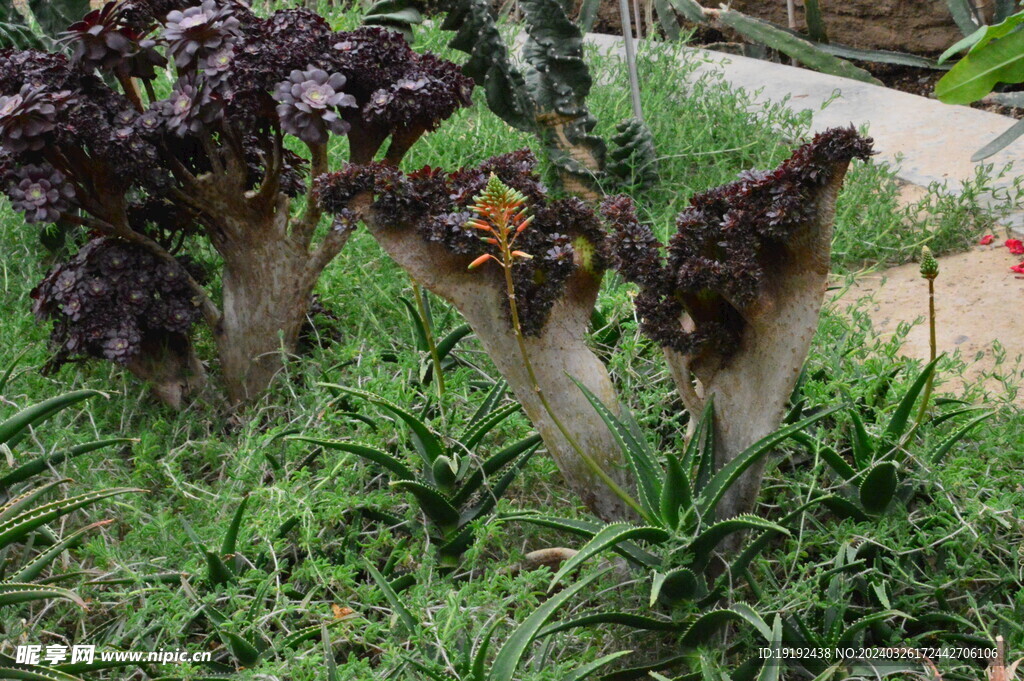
left=0, top=0, right=90, bottom=50
left=365, top=565, right=627, bottom=681
left=793, top=358, right=992, bottom=520
left=504, top=393, right=837, bottom=619
left=291, top=382, right=541, bottom=567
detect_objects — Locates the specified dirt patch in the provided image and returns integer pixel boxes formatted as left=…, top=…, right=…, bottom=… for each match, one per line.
left=843, top=245, right=1024, bottom=403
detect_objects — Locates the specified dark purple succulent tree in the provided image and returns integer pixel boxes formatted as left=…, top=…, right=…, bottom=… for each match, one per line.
left=1, top=0, right=472, bottom=406
left=315, top=128, right=872, bottom=521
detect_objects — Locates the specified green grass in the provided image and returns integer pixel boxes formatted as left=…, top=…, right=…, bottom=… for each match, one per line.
left=0, top=6, right=1022, bottom=681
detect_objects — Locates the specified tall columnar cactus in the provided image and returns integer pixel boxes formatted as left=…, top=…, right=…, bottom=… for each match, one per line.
left=439, top=0, right=657, bottom=199
left=316, top=128, right=872, bottom=522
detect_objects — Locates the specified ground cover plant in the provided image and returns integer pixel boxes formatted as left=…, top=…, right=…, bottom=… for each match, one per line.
left=0, top=2, right=1021, bottom=680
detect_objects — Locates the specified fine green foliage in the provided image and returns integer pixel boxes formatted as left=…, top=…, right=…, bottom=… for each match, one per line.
left=291, top=382, right=541, bottom=566
left=0, top=0, right=90, bottom=50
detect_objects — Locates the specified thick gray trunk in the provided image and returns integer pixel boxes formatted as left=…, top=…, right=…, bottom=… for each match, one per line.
left=217, top=240, right=314, bottom=405
left=366, top=220, right=636, bottom=521
left=665, top=162, right=849, bottom=525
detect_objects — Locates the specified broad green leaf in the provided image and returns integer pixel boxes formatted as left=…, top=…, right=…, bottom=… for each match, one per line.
left=0, top=390, right=105, bottom=448
left=289, top=437, right=416, bottom=481
left=859, top=462, right=898, bottom=515
left=936, top=29, right=1024, bottom=103
left=548, top=523, right=669, bottom=590
left=490, top=570, right=605, bottom=681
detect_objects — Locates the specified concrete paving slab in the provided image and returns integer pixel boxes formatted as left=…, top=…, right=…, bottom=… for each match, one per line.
left=585, top=33, right=1024, bottom=233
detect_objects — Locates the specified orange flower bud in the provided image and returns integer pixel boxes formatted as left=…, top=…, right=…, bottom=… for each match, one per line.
left=511, top=250, right=533, bottom=260
left=468, top=253, right=494, bottom=269
left=481, top=237, right=498, bottom=244
left=465, top=219, right=493, bottom=232
left=515, top=215, right=534, bottom=234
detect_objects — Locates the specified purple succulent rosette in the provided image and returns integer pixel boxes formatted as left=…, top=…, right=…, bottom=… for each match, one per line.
left=0, top=85, right=73, bottom=153
left=4, top=164, right=76, bottom=224
left=32, top=238, right=201, bottom=367
left=61, top=1, right=166, bottom=79
left=158, top=78, right=222, bottom=136
left=162, top=0, right=241, bottom=70
left=273, top=67, right=356, bottom=146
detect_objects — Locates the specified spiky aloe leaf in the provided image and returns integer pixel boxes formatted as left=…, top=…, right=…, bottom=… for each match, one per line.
left=548, top=523, right=669, bottom=589
left=821, top=496, right=870, bottom=522
left=715, top=10, right=880, bottom=84
left=880, top=357, right=941, bottom=452
left=0, top=487, right=141, bottom=550
left=0, top=479, right=66, bottom=524
left=0, top=390, right=105, bottom=448
left=205, top=551, right=235, bottom=586
left=289, top=437, right=416, bottom=481
left=928, top=411, right=993, bottom=465
left=0, top=438, right=133, bottom=490
left=849, top=410, right=873, bottom=471
left=468, top=379, right=508, bottom=426
left=678, top=608, right=748, bottom=646
left=698, top=407, right=839, bottom=522
left=460, top=402, right=522, bottom=452
left=500, top=512, right=661, bottom=566
left=366, top=562, right=418, bottom=633
left=539, top=611, right=689, bottom=637
left=320, top=384, right=445, bottom=466
left=690, top=515, right=788, bottom=565
left=0, top=583, right=86, bottom=608
left=459, top=440, right=539, bottom=523
left=973, top=117, right=1024, bottom=160
left=567, top=651, right=634, bottom=681
left=221, top=495, right=249, bottom=559
left=659, top=454, right=691, bottom=531
left=791, top=433, right=856, bottom=481
left=322, top=623, right=340, bottom=681
left=451, top=434, right=541, bottom=506
left=859, top=462, right=898, bottom=515
left=650, top=567, right=700, bottom=606
left=218, top=631, right=261, bottom=667
left=571, top=378, right=661, bottom=518
left=945, top=0, right=982, bottom=35
left=0, top=665, right=85, bottom=681
left=0, top=347, right=29, bottom=393
left=390, top=480, right=460, bottom=528
left=12, top=520, right=111, bottom=583
left=490, top=569, right=606, bottom=681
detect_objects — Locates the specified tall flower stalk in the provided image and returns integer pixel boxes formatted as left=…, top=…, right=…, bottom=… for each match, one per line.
left=465, top=175, right=647, bottom=520
left=916, top=245, right=939, bottom=425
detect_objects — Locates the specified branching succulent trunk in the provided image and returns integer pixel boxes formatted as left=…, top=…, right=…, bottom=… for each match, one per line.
left=366, top=216, right=636, bottom=521
left=664, top=161, right=851, bottom=524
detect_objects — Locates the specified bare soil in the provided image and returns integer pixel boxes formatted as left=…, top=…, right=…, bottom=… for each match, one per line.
left=844, top=245, right=1024, bottom=404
